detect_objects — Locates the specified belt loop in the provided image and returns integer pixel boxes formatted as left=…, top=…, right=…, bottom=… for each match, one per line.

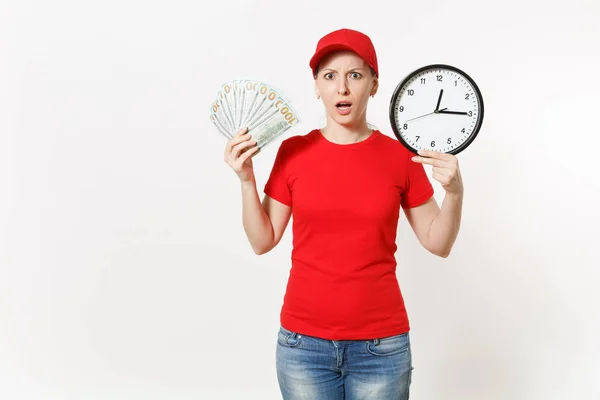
left=290, top=331, right=297, bottom=339
left=373, top=338, right=379, bottom=346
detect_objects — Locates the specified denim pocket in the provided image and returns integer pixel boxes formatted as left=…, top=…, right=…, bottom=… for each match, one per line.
left=366, top=332, right=410, bottom=356
left=277, top=325, right=302, bottom=348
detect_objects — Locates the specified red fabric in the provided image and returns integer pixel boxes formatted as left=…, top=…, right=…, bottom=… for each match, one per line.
left=309, top=28, right=379, bottom=77
left=264, top=129, right=434, bottom=340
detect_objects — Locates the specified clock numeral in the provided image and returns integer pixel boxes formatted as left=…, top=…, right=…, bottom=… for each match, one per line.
left=408, top=89, right=415, bottom=96
left=415, top=135, right=420, bottom=142
left=437, top=75, right=443, bottom=82
left=399, top=106, right=404, bottom=112
left=447, top=138, right=452, bottom=144
left=403, top=123, right=408, bottom=130
left=465, top=93, right=470, bottom=100
left=454, top=80, right=457, bottom=86
left=461, top=128, right=466, bottom=133
left=468, top=111, right=473, bottom=117
left=420, top=78, right=426, bottom=84
left=431, top=141, right=435, bottom=147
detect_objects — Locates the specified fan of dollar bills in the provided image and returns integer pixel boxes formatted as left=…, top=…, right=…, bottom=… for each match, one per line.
left=209, top=79, right=300, bottom=153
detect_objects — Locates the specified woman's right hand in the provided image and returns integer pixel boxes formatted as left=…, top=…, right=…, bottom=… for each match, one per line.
left=224, top=127, right=260, bottom=182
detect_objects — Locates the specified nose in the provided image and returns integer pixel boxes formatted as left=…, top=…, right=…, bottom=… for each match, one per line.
left=337, top=77, right=349, bottom=95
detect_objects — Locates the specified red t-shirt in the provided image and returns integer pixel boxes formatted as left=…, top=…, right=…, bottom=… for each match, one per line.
left=263, top=129, right=434, bottom=340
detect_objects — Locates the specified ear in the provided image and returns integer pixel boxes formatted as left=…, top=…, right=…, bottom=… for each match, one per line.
left=314, top=82, right=320, bottom=99
left=370, top=77, right=379, bottom=97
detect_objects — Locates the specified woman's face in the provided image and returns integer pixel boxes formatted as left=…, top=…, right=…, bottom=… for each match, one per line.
left=314, top=50, right=378, bottom=129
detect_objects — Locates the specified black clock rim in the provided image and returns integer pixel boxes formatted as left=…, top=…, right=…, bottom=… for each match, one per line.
left=388, top=63, right=485, bottom=155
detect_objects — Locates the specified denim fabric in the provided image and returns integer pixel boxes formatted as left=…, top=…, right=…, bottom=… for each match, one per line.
left=276, top=325, right=413, bottom=399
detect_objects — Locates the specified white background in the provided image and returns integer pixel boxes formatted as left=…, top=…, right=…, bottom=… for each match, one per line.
left=1, top=0, right=599, bottom=399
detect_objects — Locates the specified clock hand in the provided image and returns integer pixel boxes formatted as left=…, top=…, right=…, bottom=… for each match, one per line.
left=435, top=89, right=443, bottom=112
left=438, top=110, right=469, bottom=115
left=405, top=108, right=448, bottom=123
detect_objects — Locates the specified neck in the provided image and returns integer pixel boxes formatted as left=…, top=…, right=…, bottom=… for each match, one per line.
left=321, top=118, right=373, bottom=145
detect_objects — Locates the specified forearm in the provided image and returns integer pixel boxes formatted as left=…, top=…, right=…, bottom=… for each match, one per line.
left=241, top=178, right=274, bottom=254
left=426, top=192, right=463, bottom=257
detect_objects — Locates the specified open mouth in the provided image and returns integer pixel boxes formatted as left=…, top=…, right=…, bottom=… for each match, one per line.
left=336, top=101, right=352, bottom=110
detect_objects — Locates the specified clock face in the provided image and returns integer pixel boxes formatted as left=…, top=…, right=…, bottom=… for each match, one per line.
left=389, top=64, right=484, bottom=155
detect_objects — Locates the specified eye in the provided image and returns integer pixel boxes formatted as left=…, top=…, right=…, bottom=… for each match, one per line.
left=324, top=72, right=334, bottom=79
left=350, top=72, right=362, bottom=79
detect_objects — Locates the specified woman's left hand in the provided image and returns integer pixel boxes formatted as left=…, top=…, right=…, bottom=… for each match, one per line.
left=411, top=149, right=463, bottom=196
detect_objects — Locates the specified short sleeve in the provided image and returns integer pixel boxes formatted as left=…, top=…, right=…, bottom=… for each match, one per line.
left=264, top=141, right=292, bottom=206
left=401, top=149, right=434, bottom=209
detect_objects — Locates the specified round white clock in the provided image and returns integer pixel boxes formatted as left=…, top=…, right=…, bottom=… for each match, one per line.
left=389, top=64, right=484, bottom=155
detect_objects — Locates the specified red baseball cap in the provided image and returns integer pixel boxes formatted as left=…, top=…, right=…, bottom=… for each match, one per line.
left=309, top=28, right=379, bottom=78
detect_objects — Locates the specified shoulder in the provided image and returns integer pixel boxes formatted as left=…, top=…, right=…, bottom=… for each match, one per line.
left=269, top=129, right=318, bottom=165
left=281, top=129, right=318, bottom=147
left=276, top=129, right=319, bottom=155
left=374, top=130, right=413, bottom=159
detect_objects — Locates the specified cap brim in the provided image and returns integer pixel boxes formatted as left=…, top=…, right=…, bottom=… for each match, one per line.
left=309, top=44, right=357, bottom=74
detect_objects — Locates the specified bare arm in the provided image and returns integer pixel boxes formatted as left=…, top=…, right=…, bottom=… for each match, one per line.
left=404, top=149, right=464, bottom=258
left=404, top=193, right=463, bottom=258
left=241, top=178, right=292, bottom=255
left=223, top=127, right=292, bottom=255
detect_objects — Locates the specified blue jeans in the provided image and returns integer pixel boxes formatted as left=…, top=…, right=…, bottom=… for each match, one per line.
left=276, top=325, right=413, bottom=399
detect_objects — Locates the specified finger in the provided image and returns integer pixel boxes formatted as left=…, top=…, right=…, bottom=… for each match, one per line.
left=411, top=154, right=447, bottom=167
left=432, top=170, right=449, bottom=185
left=231, top=139, right=258, bottom=159
left=417, top=149, right=455, bottom=161
left=235, top=127, right=249, bottom=137
left=432, top=166, right=449, bottom=178
left=236, top=145, right=260, bottom=166
left=244, top=144, right=261, bottom=158
left=226, top=131, right=253, bottom=153
left=433, top=164, right=458, bottom=180
left=231, top=141, right=257, bottom=161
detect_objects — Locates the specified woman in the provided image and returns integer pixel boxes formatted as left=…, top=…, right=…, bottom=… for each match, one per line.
left=224, top=28, right=463, bottom=400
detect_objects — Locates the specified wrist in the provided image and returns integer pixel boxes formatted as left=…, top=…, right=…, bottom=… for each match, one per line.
left=444, top=188, right=463, bottom=199
left=240, top=176, right=256, bottom=187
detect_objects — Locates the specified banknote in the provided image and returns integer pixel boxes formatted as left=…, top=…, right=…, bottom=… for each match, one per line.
left=210, top=79, right=300, bottom=154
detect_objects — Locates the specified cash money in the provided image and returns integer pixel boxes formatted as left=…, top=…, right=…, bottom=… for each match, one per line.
left=210, top=79, right=300, bottom=154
